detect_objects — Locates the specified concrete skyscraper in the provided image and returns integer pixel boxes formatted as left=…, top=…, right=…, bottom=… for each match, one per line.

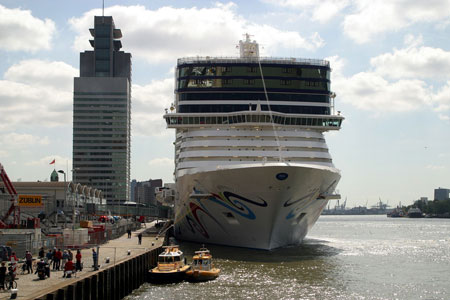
left=73, top=16, right=131, bottom=204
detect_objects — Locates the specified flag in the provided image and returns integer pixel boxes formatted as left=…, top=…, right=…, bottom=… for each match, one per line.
left=49, top=159, right=55, bottom=165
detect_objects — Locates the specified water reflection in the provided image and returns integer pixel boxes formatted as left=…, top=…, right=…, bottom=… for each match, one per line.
left=125, top=239, right=345, bottom=300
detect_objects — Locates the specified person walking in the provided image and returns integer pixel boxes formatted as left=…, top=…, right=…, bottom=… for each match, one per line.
left=51, top=248, right=57, bottom=270
left=92, top=249, right=98, bottom=271
left=38, top=247, right=45, bottom=259
left=9, top=251, right=17, bottom=278
left=45, top=249, right=53, bottom=264
left=138, top=233, right=142, bottom=245
left=127, top=229, right=131, bottom=238
left=54, top=248, right=62, bottom=271
left=68, top=249, right=73, bottom=262
left=0, top=262, right=6, bottom=290
left=62, top=250, right=69, bottom=269
left=75, top=249, right=82, bottom=272
left=25, top=250, right=33, bottom=274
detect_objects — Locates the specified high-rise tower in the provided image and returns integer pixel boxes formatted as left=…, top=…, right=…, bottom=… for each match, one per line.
left=73, top=16, right=131, bottom=205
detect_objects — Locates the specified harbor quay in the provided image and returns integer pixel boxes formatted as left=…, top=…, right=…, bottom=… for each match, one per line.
left=0, top=222, right=164, bottom=300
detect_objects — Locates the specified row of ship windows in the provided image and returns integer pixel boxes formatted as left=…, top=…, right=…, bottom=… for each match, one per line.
left=178, top=78, right=329, bottom=90
left=178, top=104, right=329, bottom=114
left=179, top=147, right=328, bottom=152
left=178, top=137, right=324, bottom=143
left=178, top=65, right=329, bottom=79
left=178, top=92, right=329, bottom=103
left=166, top=114, right=342, bottom=127
left=178, top=157, right=331, bottom=162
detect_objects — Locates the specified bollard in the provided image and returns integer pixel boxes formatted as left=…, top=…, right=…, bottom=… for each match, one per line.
left=127, top=250, right=131, bottom=255
left=105, top=257, right=110, bottom=263
left=10, top=289, right=18, bottom=299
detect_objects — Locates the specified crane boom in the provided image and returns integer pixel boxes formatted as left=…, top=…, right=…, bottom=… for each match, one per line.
left=0, top=163, right=20, bottom=228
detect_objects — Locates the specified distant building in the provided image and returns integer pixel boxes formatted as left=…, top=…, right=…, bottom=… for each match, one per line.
left=130, top=179, right=137, bottom=203
left=434, top=188, right=450, bottom=201
left=133, top=179, right=163, bottom=207
left=72, top=16, right=132, bottom=205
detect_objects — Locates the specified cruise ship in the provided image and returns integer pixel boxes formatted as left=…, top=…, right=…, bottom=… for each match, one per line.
left=163, top=35, right=344, bottom=250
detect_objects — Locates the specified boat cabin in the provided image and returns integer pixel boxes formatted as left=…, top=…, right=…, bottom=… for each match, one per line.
left=191, top=249, right=213, bottom=271
left=156, top=246, right=186, bottom=271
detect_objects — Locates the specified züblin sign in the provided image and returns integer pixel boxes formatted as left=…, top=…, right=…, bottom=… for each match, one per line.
left=18, top=195, right=43, bottom=207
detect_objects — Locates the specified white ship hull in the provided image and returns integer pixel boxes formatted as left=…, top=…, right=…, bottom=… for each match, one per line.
left=174, top=163, right=340, bottom=250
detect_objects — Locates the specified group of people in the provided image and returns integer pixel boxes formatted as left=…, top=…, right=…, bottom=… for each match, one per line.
left=39, top=247, right=84, bottom=277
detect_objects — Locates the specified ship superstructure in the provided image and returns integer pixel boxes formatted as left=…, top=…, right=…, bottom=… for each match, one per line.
left=163, top=35, right=343, bottom=250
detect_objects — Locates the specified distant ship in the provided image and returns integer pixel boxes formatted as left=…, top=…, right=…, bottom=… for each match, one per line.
left=407, top=207, right=423, bottom=218
left=163, top=35, right=343, bottom=250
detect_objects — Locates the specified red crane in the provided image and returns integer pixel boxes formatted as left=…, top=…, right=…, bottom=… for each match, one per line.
left=0, top=163, right=20, bottom=228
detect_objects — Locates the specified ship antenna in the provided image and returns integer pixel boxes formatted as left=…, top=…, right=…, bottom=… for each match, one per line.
left=102, top=0, right=105, bottom=17
left=256, top=47, right=283, bottom=162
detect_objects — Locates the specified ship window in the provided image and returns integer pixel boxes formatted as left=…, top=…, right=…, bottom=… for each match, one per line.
left=283, top=67, right=295, bottom=74
left=247, top=66, right=257, bottom=73
left=281, top=80, right=291, bottom=86
left=222, top=66, right=232, bottom=73
left=223, top=79, right=233, bottom=85
left=243, top=79, right=255, bottom=85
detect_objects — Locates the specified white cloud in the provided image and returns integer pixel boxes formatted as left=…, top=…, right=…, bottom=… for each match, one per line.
left=343, top=0, right=450, bottom=44
left=432, top=82, right=450, bottom=120
left=265, top=0, right=350, bottom=23
left=132, top=78, right=173, bottom=137
left=0, top=4, right=56, bottom=52
left=69, top=4, right=323, bottom=63
left=0, top=133, right=49, bottom=149
left=0, top=60, right=78, bottom=130
left=370, top=45, right=450, bottom=81
left=336, top=72, right=431, bottom=114
left=266, top=0, right=450, bottom=44
left=426, top=165, right=445, bottom=170
left=330, top=43, right=450, bottom=119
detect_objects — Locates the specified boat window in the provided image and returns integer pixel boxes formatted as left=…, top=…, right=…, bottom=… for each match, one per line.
left=174, top=256, right=181, bottom=262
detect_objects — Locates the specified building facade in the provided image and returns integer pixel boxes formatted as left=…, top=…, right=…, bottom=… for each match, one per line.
left=73, top=16, right=131, bottom=205
left=434, top=187, right=450, bottom=201
left=133, top=179, right=162, bottom=207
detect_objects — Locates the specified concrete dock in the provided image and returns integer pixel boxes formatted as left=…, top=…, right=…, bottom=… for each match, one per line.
left=0, top=222, right=163, bottom=300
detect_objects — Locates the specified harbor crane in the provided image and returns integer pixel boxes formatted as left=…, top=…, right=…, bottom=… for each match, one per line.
left=0, top=163, right=20, bottom=228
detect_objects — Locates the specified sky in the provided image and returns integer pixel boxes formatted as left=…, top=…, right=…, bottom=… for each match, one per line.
left=0, top=0, right=449, bottom=208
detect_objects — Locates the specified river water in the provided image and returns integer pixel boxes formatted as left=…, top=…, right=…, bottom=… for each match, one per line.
left=125, top=215, right=450, bottom=300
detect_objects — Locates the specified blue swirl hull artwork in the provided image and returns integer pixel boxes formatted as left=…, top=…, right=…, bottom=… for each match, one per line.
left=174, top=164, right=340, bottom=250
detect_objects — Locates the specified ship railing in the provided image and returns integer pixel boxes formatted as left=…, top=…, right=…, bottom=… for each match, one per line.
left=163, top=111, right=343, bottom=130
left=177, top=56, right=329, bottom=67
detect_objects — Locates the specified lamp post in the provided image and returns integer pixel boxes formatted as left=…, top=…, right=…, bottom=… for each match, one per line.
left=71, top=168, right=80, bottom=230
left=57, top=170, right=67, bottom=228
